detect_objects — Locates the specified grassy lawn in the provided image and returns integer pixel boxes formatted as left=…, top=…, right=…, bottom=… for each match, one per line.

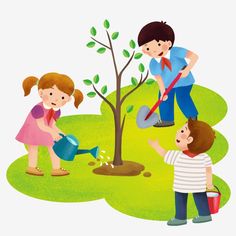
left=7, top=83, right=230, bottom=221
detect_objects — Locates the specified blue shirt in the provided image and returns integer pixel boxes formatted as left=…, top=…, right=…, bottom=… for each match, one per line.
left=149, top=47, right=195, bottom=88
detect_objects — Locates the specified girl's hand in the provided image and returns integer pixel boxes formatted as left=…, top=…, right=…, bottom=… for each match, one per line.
left=51, top=130, right=62, bottom=141
left=58, top=130, right=65, bottom=136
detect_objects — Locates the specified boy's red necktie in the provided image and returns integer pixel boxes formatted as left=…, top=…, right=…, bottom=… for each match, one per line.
left=161, top=57, right=172, bottom=71
left=46, top=108, right=55, bottom=124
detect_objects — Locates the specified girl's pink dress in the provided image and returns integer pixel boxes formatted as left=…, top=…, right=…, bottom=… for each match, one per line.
left=16, top=102, right=61, bottom=146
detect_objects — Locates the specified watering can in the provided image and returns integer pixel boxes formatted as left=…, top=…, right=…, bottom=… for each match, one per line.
left=53, top=134, right=99, bottom=161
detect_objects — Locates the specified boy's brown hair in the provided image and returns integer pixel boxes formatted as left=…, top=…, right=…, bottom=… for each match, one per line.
left=138, top=21, right=175, bottom=49
left=187, top=119, right=216, bottom=154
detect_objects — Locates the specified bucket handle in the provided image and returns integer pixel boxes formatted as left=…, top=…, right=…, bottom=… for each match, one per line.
left=207, top=185, right=221, bottom=194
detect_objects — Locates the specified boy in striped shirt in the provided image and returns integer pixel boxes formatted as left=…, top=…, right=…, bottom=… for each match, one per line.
left=149, top=119, right=215, bottom=226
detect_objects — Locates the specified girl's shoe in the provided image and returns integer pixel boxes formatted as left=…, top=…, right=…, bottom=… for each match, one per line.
left=192, top=215, right=212, bottom=223
left=51, top=168, right=70, bottom=176
left=26, top=167, right=44, bottom=176
left=167, top=218, right=187, bottom=226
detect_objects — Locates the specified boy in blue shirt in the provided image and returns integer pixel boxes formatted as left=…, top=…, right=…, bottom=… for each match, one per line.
left=138, top=21, right=198, bottom=127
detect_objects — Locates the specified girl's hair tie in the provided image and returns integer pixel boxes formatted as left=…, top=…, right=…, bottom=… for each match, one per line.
left=36, top=79, right=39, bottom=86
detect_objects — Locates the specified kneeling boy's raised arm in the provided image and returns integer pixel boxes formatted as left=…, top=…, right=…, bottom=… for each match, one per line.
left=148, top=139, right=167, bottom=157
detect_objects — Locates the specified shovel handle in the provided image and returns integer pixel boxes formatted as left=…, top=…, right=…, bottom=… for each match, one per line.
left=144, top=66, right=187, bottom=121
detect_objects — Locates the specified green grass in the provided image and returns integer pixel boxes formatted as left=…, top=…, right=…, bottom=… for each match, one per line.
left=7, top=84, right=230, bottom=221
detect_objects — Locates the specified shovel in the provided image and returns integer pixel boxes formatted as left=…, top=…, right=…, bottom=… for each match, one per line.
left=136, top=66, right=186, bottom=128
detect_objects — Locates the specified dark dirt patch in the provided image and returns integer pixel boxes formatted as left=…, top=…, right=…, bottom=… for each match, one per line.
left=88, top=161, right=96, bottom=166
left=93, top=161, right=145, bottom=176
left=143, top=171, right=152, bottom=177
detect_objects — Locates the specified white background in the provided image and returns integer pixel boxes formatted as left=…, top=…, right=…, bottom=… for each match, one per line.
left=0, top=0, right=235, bottom=235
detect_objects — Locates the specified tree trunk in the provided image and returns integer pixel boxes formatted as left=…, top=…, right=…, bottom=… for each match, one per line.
left=113, top=72, right=123, bottom=166
left=113, top=121, right=123, bottom=166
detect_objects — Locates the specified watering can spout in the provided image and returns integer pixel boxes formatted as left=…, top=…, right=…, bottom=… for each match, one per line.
left=76, top=146, right=99, bottom=159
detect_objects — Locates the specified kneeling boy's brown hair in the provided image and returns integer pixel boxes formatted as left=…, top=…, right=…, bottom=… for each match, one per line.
left=187, top=119, right=216, bottom=154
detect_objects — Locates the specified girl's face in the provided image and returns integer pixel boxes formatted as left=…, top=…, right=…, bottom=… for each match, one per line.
left=39, top=85, right=71, bottom=109
left=142, top=39, right=172, bottom=58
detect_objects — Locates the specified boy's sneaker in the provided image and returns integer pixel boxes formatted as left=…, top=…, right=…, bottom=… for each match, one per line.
left=153, top=121, right=175, bottom=127
left=192, top=215, right=212, bottom=223
left=26, top=167, right=44, bottom=176
left=51, top=168, right=70, bottom=176
left=167, top=218, right=187, bottom=226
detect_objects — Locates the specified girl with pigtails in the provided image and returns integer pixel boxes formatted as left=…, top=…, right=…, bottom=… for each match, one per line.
left=16, top=72, right=83, bottom=176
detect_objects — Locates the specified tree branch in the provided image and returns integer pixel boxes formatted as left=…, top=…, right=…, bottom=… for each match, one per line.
left=121, top=114, right=126, bottom=134
left=91, top=37, right=111, bottom=50
left=92, top=85, right=116, bottom=114
left=140, top=70, right=149, bottom=83
left=106, top=30, right=119, bottom=79
left=120, top=70, right=149, bottom=105
left=118, top=51, right=135, bottom=79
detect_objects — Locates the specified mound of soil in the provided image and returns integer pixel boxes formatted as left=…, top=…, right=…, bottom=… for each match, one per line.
left=88, top=161, right=96, bottom=166
left=93, top=161, right=145, bottom=176
left=143, top=171, right=152, bottom=177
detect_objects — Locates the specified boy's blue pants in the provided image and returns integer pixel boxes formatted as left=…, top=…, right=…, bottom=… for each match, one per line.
left=158, top=85, right=198, bottom=121
left=175, top=191, right=211, bottom=220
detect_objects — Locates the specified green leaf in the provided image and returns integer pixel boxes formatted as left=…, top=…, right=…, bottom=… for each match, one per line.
left=134, top=53, right=143, bottom=59
left=131, top=77, right=138, bottom=86
left=86, top=41, right=96, bottom=48
left=129, top=40, right=136, bottom=49
left=90, top=27, right=97, bottom=36
left=138, top=63, right=145, bottom=73
left=93, top=74, right=100, bottom=84
left=111, top=32, right=119, bottom=40
left=97, top=47, right=106, bottom=54
left=83, top=79, right=93, bottom=86
left=146, top=79, right=155, bottom=85
left=123, top=49, right=130, bottom=58
left=126, top=105, right=134, bottom=113
left=103, top=19, right=110, bottom=29
left=87, top=92, right=96, bottom=98
left=101, top=85, right=108, bottom=95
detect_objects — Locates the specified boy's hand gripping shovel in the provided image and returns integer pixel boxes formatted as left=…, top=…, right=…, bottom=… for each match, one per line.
left=136, top=66, right=186, bottom=128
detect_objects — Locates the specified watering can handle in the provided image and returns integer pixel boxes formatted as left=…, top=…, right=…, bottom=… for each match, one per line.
left=54, top=133, right=65, bottom=143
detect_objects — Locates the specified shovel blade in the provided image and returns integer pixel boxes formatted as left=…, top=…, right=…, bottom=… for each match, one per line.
left=136, top=106, right=159, bottom=128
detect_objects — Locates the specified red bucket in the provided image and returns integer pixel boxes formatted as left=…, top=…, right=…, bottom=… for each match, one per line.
left=207, top=186, right=221, bottom=214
